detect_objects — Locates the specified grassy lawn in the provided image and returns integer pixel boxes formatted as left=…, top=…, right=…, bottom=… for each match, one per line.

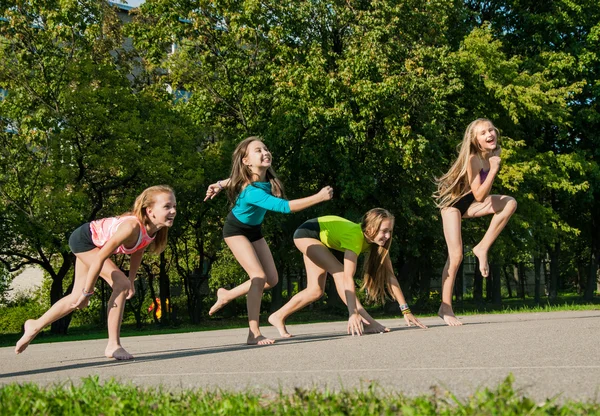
left=0, top=374, right=597, bottom=415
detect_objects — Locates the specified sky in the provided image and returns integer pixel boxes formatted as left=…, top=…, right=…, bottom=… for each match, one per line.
left=120, top=0, right=145, bottom=7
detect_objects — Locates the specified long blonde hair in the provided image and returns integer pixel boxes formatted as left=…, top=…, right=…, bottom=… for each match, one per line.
left=226, top=136, right=285, bottom=204
left=126, top=185, right=174, bottom=254
left=434, top=118, right=500, bottom=209
left=360, top=208, right=395, bottom=305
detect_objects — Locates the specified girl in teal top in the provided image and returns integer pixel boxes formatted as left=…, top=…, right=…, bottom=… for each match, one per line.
left=269, top=208, right=427, bottom=337
left=205, top=136, right=333, bottom=345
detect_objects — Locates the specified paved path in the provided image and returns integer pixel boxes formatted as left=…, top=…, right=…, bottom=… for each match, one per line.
left=2, top=311, right=599, bottom=402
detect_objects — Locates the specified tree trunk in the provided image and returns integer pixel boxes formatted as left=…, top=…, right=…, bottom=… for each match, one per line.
left=269, top=262, right=285, bottom=313
left=533, top=255, right=542, bottom=304
left=519, top=263, right=526, bottom=299
left=514, top=264, right=523, bottom=299
left=473, top=260, right=483, bottom=304
left=491, top=263, right=502, bottom=306
left=287, top=269, right=294, bottom=301
left=419, top=262, right=432, bottom=300
left=504, top=266, right=513, bottom=298
left=159, top=252, right=171, bottom=325
left=129, top=271, right=146, bottom=329
left=148, top=273, right=159, bottom=323
left=548, top=243, right=560, bottom=301
left=50, top=276, right=70, bottom=334
left=485, top=267, right=493, bottom=301
left=99, top=279, right=107, bottom=328
left=454, top=262, right=464, bottom=302
left=584, top=250, right=598, bottom=301
left=49, top=254, right=74, bottom=335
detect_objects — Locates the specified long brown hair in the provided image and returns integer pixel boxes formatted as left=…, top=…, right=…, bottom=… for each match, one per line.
left=126, top=185, right=174, bottom=254
left=433, top=118, right=500, bottom=209
left=226, top=136, right=285, bottom=204
left=360, top=208, right=395, bottom=305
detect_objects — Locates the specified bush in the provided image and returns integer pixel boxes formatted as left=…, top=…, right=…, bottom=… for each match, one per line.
left=0, top=298, right=46, bottom=334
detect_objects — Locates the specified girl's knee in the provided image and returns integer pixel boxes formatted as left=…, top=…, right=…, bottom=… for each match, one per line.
left=448, top=252, right=463, bottom=267
left=266, top=274, right=279, bottom=288
left=250, top=276, right=267, bottom=289
left=111, top=278, right=130, bottom=294
left=307, top=288, right=324, bottom=302
left=505, top=197, right=517, bottom=214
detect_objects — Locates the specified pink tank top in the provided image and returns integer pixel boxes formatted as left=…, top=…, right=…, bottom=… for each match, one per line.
left=90, top=216, right=155, bottom=254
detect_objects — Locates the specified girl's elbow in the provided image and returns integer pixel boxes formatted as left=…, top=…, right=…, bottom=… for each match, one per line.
left=474, top=193, right=488, bottom=202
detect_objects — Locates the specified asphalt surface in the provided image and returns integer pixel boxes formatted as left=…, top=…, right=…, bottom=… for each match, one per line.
left=1, top=310, right=599, bottom=402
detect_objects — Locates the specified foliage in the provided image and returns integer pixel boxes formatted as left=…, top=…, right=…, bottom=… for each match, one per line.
left=0, top=286, right=47, bottom=333
left=0, top=264, right=11, bottom=304
left=0, top=375, right=598, bottom=415
left=1, top=0, right=599, bottom=330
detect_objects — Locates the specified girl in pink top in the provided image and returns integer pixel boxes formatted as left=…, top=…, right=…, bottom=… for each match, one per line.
left=15, top=185, right=177, bottom=360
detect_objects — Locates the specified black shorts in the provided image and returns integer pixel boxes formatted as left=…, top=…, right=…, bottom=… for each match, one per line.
left=293, top=218, right=320, bottom=240
left=222, top=212, right=264, bottom=242
left=68, top=223, right=97, bottom=253
left=451, top=193, right=475, bottom=216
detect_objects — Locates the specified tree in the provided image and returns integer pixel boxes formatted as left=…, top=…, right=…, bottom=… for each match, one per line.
left=0, top=0, right=195, bottom=333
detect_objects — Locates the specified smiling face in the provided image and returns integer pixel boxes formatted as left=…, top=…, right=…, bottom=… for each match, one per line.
left=147, top=192, right=177, bottom=228
left=474, top=120, right=498, bottom=152
left=242, top=140, right=272, bottom=170
left=372, top=218, right=394, bottom=247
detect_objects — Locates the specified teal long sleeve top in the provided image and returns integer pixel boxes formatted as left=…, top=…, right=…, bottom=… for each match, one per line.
left=231, top=182, right=291, bottom=226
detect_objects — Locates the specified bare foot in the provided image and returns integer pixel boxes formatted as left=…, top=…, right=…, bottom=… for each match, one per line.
left=247, top=333, right=275, bottom=346
left=267, top=313, right=293, bottom=338
left=438, top=304, right=463, bottom=326
left=209, top=288, right=230, bottom=316
left=15, top=320, right=38, bottom=354
left=105, top=346, right=134, bottom=360
left=363, top=322, right=390, bottom=334
left=472, top=245, right=489, bottom=277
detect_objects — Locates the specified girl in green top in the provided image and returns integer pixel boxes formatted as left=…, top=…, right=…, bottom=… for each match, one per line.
left=268, top=208, right=426, bottom=337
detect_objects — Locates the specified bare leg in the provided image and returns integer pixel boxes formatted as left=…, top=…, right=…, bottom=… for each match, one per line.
left=209, top=279, right=277, bottom=316
left=16, top=251, right=134, bottom=359
left=101, top=263, right=133, bottom=360
left=225, top=236, right=275, bottom=345
left=209, top=240, right=278, bottom=317
left=15, top=256, right=87, bottom=354
left=439, top=207, right=464, bottom=326
left=467, top=195, right=517, bottom=278
left=269, top=241, right=328, bottom=337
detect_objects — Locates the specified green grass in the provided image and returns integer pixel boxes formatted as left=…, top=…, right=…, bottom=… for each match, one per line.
left=1, top=293, right=598, bottom=349
left=0, top=374, right=597, bottom=415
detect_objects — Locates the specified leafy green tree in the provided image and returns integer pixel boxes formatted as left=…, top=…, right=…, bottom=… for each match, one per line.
left=0, top=0, right=195, bottom=333
left=463, top=0, right=600, bottom=300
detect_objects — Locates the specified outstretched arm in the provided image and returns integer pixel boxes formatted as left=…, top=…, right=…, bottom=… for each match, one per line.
left=204, top=178, right=231, bottom=201
left=288, top=186, right=333, bottom=212
left=385, top=257, right=427, bottom=329
left=342, top=250, right=369, bottom=336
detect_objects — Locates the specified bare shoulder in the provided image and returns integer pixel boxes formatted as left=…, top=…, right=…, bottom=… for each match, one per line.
left=468, top=153, right=484, bottom=171
left=119, top=217, right=141, bottom=235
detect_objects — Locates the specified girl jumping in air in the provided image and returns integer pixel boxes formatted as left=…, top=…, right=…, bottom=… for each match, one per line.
left=205, top=136, right=333, bottom=345
left=434, top=118, right=517, bottom=326
left=268, top=208, right=427, bottom=338
left=15, top=185, right=177, bottom=360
